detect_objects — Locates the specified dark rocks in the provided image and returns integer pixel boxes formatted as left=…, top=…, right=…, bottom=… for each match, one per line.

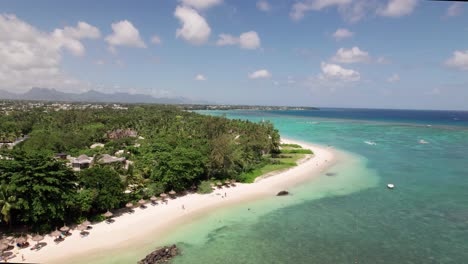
left=138, top=244, right=179, bottom=264
left=276, top=190, right=289, bottom=196
left=325, top=172, right=337, bottom=176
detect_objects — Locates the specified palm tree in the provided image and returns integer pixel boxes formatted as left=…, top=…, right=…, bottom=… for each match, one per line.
left=0, top=184, right=17, bottom=225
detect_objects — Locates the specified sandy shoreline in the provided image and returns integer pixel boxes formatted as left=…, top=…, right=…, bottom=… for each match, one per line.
left=9, top=138, right=335, bottom=264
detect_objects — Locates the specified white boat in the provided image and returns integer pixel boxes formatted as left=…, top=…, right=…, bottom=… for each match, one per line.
left=387, top=184, right=395, bottom=189
left=419, top=139, right=429, bottom=144
left=364, top=141, right=377, bottom=145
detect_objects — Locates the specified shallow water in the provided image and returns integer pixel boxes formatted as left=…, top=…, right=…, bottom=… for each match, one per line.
left=83, top=109, right=468, bottom=264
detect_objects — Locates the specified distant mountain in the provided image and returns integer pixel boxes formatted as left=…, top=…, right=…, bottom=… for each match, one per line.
left=0, top=90, right=20, bottom=100
left=0, top=88, right=208, bottom=104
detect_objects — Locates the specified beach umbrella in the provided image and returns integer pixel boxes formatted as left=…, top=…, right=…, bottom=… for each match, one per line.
left=230, top=179, right=236, bottom=184
left=103, top=211, right=113, bottom=218
left=50, top=229, right=61, bottom=238
left=82, top=220, right=91, bottom=226
left=0, top=243, right=8, bottom=251
left=76, top=225, right=87, bottom=231
left=60, top=225, right=70, bottom=232
left=16, top=236, right=27, bottom=244
left=150, top=196, right=158, bottom=202
left=138, top=199, right=146, bottom=206
left=169, top=190, right=176, bottom=196
left=210, top=183, right=215, bottom=187
left=31, top=234, right=43, bottom=244
left=224, top=180, right=230, bottom=185
left=0, top=239, right=9, bottom=245
left=125, top=202, right=134, bottom=208
left=160, top=193, right=167, bottom=199
left=216, top=181, right=222, bottom=187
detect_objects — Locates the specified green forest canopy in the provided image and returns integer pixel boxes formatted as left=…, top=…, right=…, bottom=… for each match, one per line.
left=0, top=104, right=280, bottom=232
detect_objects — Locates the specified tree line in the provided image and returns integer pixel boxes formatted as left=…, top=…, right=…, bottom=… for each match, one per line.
left=0, top=104, right=280, bottom=232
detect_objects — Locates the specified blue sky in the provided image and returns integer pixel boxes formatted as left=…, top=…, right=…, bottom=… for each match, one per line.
left=0, top=0, right=467, bottom=110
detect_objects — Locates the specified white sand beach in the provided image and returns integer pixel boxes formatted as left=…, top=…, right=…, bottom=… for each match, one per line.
left=9, top=138, right=335, bottom=264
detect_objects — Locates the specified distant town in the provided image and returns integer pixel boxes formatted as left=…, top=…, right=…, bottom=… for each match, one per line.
left=0, top=100, right=318, bottom=115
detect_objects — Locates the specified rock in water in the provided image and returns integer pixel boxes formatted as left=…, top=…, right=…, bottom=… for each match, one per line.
left=277, top=190, right=289, bottom=196
left=138, top=244, right=179, bottom=264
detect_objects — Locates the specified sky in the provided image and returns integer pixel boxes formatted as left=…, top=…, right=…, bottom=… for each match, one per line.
left=0, top=0, right=467, bottom=110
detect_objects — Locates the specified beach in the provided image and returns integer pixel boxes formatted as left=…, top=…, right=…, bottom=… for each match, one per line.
left=10, top=138, right=335, bottom=264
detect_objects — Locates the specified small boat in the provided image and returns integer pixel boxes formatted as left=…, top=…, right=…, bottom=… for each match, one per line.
left=364, top=141, right=377, bottom=146
left=419, top=139, right=429, bottom=144
left=387, top=184, right=395, bottom=189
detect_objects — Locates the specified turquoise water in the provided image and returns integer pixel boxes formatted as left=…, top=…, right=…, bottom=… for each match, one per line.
left=80, top=109, right=468, bottom=264
left=165, top=110, right=468, bottom=264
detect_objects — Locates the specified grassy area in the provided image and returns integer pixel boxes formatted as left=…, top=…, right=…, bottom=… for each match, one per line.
left=280, top=143, right=302, bottom=148
left=240, top=145, right=314, bottom=183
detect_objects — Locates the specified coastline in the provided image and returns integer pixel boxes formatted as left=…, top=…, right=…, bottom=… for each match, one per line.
left=11, top=138, right=336, bottom=264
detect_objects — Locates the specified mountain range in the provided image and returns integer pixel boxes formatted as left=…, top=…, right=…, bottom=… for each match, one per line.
left=0, top=88, right=210, bottom=104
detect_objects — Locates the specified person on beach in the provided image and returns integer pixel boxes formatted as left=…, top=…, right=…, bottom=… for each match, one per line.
left=182, top=205, right=185, bottom=210
left=22, top=254, right=25, bottom=262
left=225, top=192, right=227, bottom=197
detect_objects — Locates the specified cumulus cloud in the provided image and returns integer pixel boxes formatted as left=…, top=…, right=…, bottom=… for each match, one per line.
left=446, top=3, right=463, bottom=17
left=216, top=31, right=261, bottom=50
left=249, top=69, right=272, bottom=79
left=319, top=62, right=360, bottom=82
left=239, top=31, right=261, bottom=49
left=105, top=20, right=146, bottom=49
left=290, top=0, right=352, bottom=20
left=174, top=5, right=211, bottom=45
left=179, top=0, right=223, bottom=10
left=151, top=35, right=162, bottom=45
left=377, top=0, right=418, bottom=17
left=257, top=0, right=271, bottom=12
left=62, top=21, right=101, bottom=39
left=445, top=50, right=468, bottom=71
left=0, top=14, right=99, bottom=92
left=387, top=73, right=400, bottom=83
left=333, top=28, right=354, bottom=40
left=331, top=47, right=371, bottom=64
left=195, top=74, right=206, bottom=80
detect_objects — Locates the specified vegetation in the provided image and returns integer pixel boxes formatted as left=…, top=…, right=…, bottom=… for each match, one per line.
left=239, top=145, right=313, bottom=183
left=197, top=181, right=213, bottom=194
left=0, top=104, right=281, bottom=232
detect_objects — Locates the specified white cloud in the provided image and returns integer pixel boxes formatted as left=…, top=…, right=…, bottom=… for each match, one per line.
left=333, top=28, right=354, bottom=40
left=239, top=31, right=261, bottom=49
left=291, top=0, right=418, bottom=22
left=62, top=21, right=101, bottom=39
left=195, top=74, right=206, bottom=81
left=216, top=34, right=238, bottom=46
left=290, top=0, right=352, bottom=20
left=387, top=73, right=400, bottom=83
left=0, top=14, right=98, bottom=92
left=216, top=31, right=261, bottom=50
left=445, top=50, right=468, bottom=71
left=105, top=20, right=146, bottom=49
left=331, top=47, right=371, bottom=64
left=151, top=35, right=162, bottom=45
left=174, top=5, right=211, bottom=45
left=446, top=3, right=463, bottom=17
left=249, top=69, right=272, bottom=79
left=319, top=62, right=360, bottom=82
left=377, top=0, right=418, bottom=17
left=179, top=0, right=223, bottom=10
left=257, top=0, right=271, bottom=12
